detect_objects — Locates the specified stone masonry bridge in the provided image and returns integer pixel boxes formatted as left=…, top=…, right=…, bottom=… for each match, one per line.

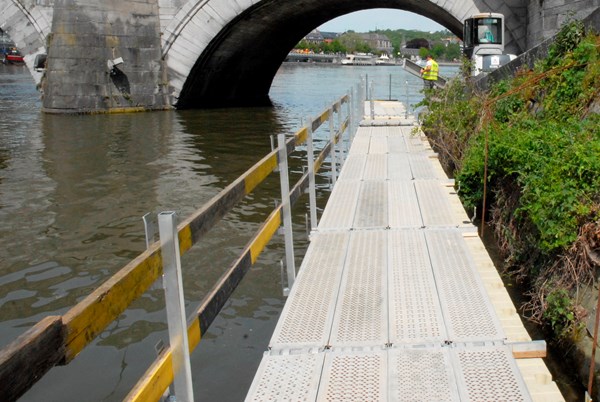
left=1, top=0, right=598, bottom=112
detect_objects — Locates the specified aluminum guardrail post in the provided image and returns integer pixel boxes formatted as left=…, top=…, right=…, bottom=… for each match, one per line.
left=142, top=213, right=155, bottom=249
left=328, top=106, right=337, bottom=187
left=306, top=124, right=318, bottom=233
left=405, top=80, right=409, bottom=119
left=349, top=87, right=354, bottom=136
left=158, top=211, right=194, bottom=402
left=369, top=81, right=375, bottom=120
left=277, top=134, right=296, bottom=293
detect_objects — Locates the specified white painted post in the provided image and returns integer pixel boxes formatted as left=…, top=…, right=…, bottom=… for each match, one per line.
left=329, top=106, right=337, bottom=186
left=277, top=134, right=296, bottom=292
left=158, top=211, right=194, bottom=402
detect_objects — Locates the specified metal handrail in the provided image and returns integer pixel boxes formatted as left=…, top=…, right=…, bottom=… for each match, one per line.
left=0, top=88, right=361, bottom=402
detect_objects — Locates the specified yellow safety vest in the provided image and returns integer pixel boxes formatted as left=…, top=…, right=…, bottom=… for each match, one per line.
left=423, top=60, right=439, bottom=81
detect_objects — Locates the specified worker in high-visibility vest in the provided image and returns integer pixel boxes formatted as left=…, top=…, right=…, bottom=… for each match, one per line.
left=420, top=54, right=439, bottom=90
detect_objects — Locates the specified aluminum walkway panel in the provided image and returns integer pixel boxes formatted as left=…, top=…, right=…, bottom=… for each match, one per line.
left=388, top=181, right=423, bottom=228
left=337, top=154, right=365, bottom=181
left=245, top=352, right=323, bottom=401
left=409, top=153, right=444, bottom=180
left=318, top=349, right=387, bottom=401
left=329, top=230, right=388, bottom=347
left=249, top=345, right=532, bottom=402
left=269, top=232, right=350, bottom=349
left=452, top=345, right=532, bottom=401
left=318, top=181, right=359, bottom=230
left=426, top=230, right=506, bottom=342
left=363, top=154, right=387, bottom=180
left=388, top=347, right=460, bottom=401
left=388, top=230, right=447, bottom=344
left=354, top=181, right=388, bottom=229
left=416, top=180, right=461, bottom=227
left=247, top=103, right=560, bottom=401
left=387, top=153, right=413, bottom=181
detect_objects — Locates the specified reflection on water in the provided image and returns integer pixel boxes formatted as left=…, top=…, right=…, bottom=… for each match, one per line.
left=0, top=62, right=430, bottom=401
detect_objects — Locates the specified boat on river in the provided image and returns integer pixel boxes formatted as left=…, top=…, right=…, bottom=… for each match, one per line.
left=2, top=48, right=24, bottom=64
left=375, top=54, right=396, bottom=65
left=341, top=53, right=376, bottom=66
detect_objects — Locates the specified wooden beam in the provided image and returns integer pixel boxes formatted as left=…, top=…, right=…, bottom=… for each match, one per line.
left=508, top=340, right=547, bottom=358
left=0, top=316, right=65, bottom=402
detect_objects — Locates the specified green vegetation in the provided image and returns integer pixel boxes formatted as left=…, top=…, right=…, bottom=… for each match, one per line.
left=543, top=289, right=583, bottom=341
left=294, top=28, right=461, bottom=61
left=419, top=20, right=600, bottom=340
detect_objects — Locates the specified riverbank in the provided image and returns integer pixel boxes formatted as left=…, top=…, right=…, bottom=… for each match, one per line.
left=419, top=20, right=599, bottom=400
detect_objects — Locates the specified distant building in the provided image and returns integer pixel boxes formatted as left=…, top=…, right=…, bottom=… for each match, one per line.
left=441, top=36, right=462, bottom=46
left=360, top=33, right=393, bottom=54
left=304, top=29, right=339, bottom=45
left=321, top=31, right=339, bottom=43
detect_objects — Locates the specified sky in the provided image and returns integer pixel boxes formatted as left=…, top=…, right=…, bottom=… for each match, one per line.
left=318, top=9, right=446, bottom=33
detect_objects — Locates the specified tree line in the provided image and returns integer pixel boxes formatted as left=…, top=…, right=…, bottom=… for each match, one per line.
left=295, top=29, right=462, bottom=61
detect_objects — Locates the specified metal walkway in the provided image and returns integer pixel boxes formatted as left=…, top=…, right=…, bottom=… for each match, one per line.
left=246, top=102, right=564, bottom=401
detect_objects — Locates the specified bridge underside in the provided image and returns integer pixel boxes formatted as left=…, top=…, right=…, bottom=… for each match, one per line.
left=176, top=0, right=462, bottom=108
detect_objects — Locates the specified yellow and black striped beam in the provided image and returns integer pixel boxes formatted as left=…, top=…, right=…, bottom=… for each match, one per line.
left=0, top=94, right=351, bottom=401
left=126, top=206, right=282, bottom=402
left=124, top=122, right=347, bottom=401
left=61, top=96, right=346, bottom=361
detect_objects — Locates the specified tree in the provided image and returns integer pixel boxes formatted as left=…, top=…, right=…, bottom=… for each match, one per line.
left=338, top=32, right=374, bottom=53
left=445, top=43, right=461, bottom=61
left=431, top=43, right=446, bottom=59
left=406, top=38, right=430, bottom=49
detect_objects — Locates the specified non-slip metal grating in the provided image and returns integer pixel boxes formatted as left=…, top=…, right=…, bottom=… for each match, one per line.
left=369, top=126, right=391, bottom=136
left=409, top=153, right=441, bottom=180
left=388, top=230, right=447, bottom=344
left=453, top=345, right=532, bottom=401
left=349, top=134, right=370, bottom=154
left=319, top=350, right=387, bottom=401
left=248, top=115, right=536, bottom=402
left=426, top=230, right=506, bottom=342
left=318, top=181, right=359, bottom=230
left=354, top=181, right=388, bottom=229
left=363, top=154, right=388, bottom=180
left=368, top=135, right=388, bottom=154
left=245, top=352, right=323, bottom=401
left=387, top=135, right=408, bottom=154
left=337, top=154, right=366, bottom=181
left=329, top=230, right=388, bottom=347
left=270, top=232, right=350, bottom=348
left=388, top=347, right=460, bottom=401
left=388, top=154, right=413, bottom=181
left=388, top=181, right=423, bottom=228
left=415, top=180, right=459, bottom=227
left=406, top=134, right=427, bottom=153
left=248, top=346, right=532, bottom=402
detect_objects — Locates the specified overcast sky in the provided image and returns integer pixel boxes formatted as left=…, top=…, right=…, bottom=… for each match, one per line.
left=318, top=9, right=446, bottom=33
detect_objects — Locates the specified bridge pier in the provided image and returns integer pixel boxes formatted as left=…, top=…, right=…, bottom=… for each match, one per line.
left=41, top=0, right=171, bottom=113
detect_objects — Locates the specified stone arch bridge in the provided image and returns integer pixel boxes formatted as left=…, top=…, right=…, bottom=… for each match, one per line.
left=0, top=0, right=597, bottom=112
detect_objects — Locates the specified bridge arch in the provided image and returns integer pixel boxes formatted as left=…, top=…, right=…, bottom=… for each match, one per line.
left=165, top=0, right=527, bottom=108
left=0, top=0, right=53, bottom=84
